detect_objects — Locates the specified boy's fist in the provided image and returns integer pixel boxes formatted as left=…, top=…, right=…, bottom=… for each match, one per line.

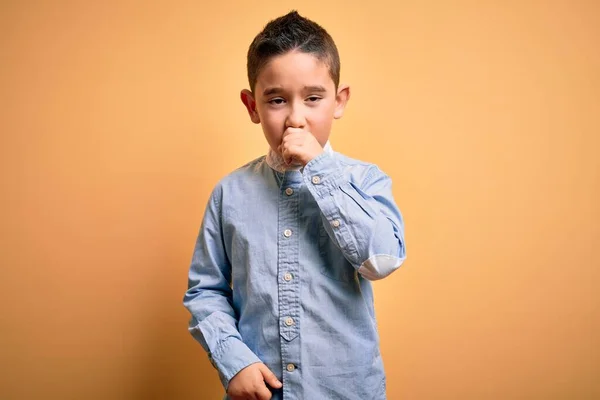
left=227, top=362, right=282, bottom=400
left=277, top=128, right=324, bottom=167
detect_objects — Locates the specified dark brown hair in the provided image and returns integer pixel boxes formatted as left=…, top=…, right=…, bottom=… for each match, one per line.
left=246, top=11, right=341, bottom=93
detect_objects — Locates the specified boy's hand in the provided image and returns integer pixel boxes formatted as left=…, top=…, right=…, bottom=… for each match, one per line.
left=278, top=127, right=324, bottom=167
left=227, top=362, right=282, bottom=400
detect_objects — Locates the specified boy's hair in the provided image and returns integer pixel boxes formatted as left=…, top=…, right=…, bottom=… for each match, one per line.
left=246, top=10, right=341, bottom=93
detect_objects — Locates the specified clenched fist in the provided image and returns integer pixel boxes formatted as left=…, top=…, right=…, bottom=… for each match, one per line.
left=277, top=127, right=325, bottom=167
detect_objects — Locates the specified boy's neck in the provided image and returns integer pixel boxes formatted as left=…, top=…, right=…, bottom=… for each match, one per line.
left=266, top=141, right=333, bottom=173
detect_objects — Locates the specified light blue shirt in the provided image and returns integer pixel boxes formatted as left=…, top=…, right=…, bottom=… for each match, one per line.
left=183, top=144, right=406, bottom=399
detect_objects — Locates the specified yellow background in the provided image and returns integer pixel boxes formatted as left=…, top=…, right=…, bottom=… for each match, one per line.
left=1, top=1, right=598, bottom=399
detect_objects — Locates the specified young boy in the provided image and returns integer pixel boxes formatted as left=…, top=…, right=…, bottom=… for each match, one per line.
left=183, top=11, right=406, bottom=400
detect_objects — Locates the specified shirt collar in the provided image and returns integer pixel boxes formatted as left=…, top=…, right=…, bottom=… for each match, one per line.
left=265, top=140, right=333, bottom=173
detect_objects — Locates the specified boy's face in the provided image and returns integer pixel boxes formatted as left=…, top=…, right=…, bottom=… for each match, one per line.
left=241, top=51, right=350, bottom=155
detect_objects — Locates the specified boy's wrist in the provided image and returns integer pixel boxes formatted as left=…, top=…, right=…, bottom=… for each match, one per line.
left=303, top=149, right=332, bottom=170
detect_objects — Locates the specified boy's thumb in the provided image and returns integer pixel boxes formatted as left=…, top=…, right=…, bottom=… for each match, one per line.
left=259, top=364, right=283, bottom=388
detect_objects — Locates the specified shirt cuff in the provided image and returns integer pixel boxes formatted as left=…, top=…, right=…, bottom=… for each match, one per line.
left=302, top=151, right=344, bottom=198
left=212, top=336, right=262, bottom=389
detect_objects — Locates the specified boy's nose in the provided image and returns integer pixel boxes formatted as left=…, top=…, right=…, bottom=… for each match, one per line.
left=285, top=106, right=306, bottom=129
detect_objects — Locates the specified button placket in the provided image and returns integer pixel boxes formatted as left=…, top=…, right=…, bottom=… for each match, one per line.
left=280, top=314, right=298, bottom=339
left=277, top=172, right=301, bottom=346
left=277, top=172, right=302, bottom=395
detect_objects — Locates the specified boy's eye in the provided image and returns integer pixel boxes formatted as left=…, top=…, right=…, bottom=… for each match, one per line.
left=268, top=98, right=286, bottom=105
left=306, top=96, right=322, bottom=102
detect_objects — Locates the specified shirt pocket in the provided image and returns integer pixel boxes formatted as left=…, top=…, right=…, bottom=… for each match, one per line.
left=318, top=223, right=358, bottom=283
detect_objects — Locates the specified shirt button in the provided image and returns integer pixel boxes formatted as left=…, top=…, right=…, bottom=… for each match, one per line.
left=285, top=317, right=294, bottom=326
left=286, top=363, right=296, bottom=372
left=332, top=220, right=340, bottom=228
left=285, top=187, right=294, bottom=196
left=283, top=272, right=293, bottom=281
left=283, top=229, right=292, bottom=238
left=311, top=176, right=321, bottom=184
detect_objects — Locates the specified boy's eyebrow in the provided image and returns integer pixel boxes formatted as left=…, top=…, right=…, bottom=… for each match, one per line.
left=262, top=85, right=328, bottom=96
left=263, top=87, right=284, bottom=96
left=304, top=85, right=328, bottom=93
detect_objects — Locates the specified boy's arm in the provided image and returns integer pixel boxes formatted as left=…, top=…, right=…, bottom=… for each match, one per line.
left=303, top=152, right=406, bottom=280
left=183, top=186, right=261, bottom=389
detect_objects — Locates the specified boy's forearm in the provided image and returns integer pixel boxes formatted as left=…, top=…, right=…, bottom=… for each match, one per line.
left=303, top=152, right=406, bottom=280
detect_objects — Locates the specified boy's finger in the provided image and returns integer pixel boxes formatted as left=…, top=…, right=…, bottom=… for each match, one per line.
left=259, top=364, right=283, bottom=388
left=283, top=127, right=305, bottom=138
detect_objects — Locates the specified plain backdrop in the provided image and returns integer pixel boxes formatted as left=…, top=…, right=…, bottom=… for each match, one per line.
left=1, top=1, right=598, bottom=399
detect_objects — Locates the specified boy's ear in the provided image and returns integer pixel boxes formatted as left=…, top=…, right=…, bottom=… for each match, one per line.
left=240, top=89, right=261, bottom=124
left=334, top=84, right=351, bottom=119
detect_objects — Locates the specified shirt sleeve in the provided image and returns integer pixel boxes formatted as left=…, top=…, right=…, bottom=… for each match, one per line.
left=182, top=186, right=261, bottom=389
left=302, top=152, right=406, bottom=280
